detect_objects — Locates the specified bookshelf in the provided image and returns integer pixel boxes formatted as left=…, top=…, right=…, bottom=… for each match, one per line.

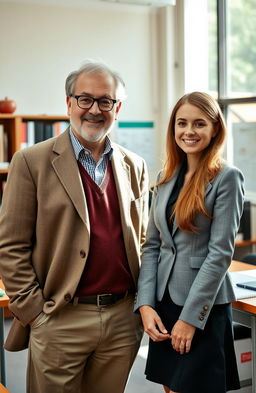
left=0, top=113, right=69, bottom=172
left=0, top=114, right=69, bottom=199
left=0, top=114, right=69, bottom=317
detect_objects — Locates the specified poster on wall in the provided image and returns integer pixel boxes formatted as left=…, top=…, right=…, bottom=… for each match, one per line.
left=113, top=121, right=156, bottom=171
left=233, top=122, right=256, bottom=194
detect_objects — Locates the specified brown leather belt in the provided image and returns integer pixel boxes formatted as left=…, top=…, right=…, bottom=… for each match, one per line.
left=70, top=291, right=134, bottom=307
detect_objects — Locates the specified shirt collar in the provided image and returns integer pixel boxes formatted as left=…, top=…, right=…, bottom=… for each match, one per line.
left=69, top=128, right=113, bottom=160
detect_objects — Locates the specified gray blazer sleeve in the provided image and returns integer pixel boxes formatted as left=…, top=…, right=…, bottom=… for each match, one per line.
left=134, top=176, right=162, bottom=311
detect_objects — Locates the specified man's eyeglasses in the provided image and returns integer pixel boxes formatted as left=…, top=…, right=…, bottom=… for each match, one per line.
left=70, top=95, right=119, bottom=112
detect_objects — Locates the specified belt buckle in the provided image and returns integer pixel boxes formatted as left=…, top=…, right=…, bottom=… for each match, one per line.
left=97, top=293, right=112, bottom=307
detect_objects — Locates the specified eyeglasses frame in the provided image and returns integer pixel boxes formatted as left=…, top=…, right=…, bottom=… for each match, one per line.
left=70, top=94, right=119, bottom=112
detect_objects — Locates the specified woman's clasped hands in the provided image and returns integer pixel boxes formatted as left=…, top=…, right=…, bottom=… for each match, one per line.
left=139, top=305, right=196, bottom=355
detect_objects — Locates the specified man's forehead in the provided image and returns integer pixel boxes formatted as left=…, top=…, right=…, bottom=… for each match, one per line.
left=77, top=71, right=115, bottom=84
left=75, top=71, right=115, bottom=93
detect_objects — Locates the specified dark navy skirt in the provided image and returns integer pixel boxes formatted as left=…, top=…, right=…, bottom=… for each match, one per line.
left=145, top=293, right=240, bottom=393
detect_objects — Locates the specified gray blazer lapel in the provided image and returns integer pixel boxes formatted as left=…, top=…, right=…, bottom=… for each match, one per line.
left=172, top=216, right=178, bottom=237
left=172, top=182, right=213, bottom=237
left=51, top=131, right=89, bottom=227
left=158, top=170, right=180, bottom=241
left=205, top=183, right=212, bottom=196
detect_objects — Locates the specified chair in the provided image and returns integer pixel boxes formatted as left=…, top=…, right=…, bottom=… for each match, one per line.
left=240, top=253, right=256, bottom=265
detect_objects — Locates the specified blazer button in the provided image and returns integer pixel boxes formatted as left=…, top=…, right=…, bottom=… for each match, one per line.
left=80, top=250, right=86, bottom=258
left=203, top=305, right=209, bottom=311
left=64, top=294, right=72, bottom=302
left=199, top=316, right=204, bottom=321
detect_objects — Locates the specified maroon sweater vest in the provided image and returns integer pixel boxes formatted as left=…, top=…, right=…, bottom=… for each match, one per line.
left=75, top=162, right=134, bottom=296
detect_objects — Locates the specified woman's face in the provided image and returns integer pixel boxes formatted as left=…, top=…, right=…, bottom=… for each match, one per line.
left=174, top=103, right=217, bottom=159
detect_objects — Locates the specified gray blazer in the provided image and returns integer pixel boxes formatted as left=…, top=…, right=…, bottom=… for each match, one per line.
left=135, top=164, right=244, bottom=329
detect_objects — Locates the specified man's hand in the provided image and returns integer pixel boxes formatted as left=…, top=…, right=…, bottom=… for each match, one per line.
left=139, top=305, right=170, bottom=342
left=28, top=313, right=41, bottom=327
left=170, top=319, right=196, bottom=354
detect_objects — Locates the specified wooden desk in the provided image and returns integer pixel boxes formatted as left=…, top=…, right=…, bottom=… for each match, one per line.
left=0, top=383, right=11, bottom=393
left=230, top=260, right=256, bottom=392
left=0, top=280, right=8, bottom=387
left=235, top=237, right=256, bottom=248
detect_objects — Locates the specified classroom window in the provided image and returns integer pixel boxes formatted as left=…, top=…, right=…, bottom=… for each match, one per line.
left=216, top=0, right=256, bottom=198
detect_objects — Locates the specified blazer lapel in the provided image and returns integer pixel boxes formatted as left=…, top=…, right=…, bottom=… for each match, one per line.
left=158, top=170, right=180, bottom=241
left=205, top=182, right=212, bottom=196
left=110, top=147, right=132, bottom=246
left=172, top=181, right=213, bottom=237
left=51, top=131, right=89, bottom=228
left=172, top=216, right=179, bottom=237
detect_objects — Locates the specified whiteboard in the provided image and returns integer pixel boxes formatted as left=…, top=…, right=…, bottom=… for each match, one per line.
left=113, top=121, right=156, bottom=171
left=233, top=122, right=256, bottom=193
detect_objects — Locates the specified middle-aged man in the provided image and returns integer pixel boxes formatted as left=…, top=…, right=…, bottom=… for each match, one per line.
left=0, top=61, right=149, bottom=393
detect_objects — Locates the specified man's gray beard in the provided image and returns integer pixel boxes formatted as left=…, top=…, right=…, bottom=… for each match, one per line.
left=80, top=128, right=109, bottom=143
left=80, top=122, right=115, bottom=143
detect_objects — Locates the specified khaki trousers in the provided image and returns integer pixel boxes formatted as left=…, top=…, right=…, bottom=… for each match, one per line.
left=27, top=294, right=143, bottom=393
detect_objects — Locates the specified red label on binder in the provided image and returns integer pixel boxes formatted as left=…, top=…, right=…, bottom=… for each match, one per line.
left=241, top=352, right=252, bottom=363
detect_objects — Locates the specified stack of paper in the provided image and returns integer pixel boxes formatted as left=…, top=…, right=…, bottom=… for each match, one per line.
left=229, top=270, right=256, bottom=299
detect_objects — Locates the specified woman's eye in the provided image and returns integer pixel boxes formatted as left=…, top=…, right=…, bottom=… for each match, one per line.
left=177, top=121, right=186, bottom=127
left=195, top=122, right=206, bottom=127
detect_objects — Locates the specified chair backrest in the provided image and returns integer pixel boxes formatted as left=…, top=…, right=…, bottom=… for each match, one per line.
left=241, top=253, right=256, bottom=265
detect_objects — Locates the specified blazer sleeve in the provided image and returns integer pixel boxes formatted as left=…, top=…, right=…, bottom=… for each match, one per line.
left=178, top=166, right=244, bottom=329
left=0, top=151, right=45, bottom=326
left=134, top=177, right=162, bottom=311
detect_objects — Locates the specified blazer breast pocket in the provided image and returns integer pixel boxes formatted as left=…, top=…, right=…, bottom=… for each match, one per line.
left=190, top=256, right=206, bottom=269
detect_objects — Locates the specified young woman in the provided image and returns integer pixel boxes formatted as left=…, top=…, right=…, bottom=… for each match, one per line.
left=135, top=92, right=244, bottom=393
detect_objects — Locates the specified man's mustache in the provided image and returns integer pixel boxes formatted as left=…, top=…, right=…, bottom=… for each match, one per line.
left=81, top=114, right=105, bottom=122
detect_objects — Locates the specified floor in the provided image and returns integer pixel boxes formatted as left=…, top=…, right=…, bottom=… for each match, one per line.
left=3, top=318, right=163, bottom=393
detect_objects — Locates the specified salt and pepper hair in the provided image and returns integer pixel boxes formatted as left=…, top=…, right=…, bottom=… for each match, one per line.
left=65, top=60, right=127, bottom=101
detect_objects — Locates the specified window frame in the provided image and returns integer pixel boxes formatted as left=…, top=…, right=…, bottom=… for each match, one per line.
left=217, top=0, right=256, bottom=109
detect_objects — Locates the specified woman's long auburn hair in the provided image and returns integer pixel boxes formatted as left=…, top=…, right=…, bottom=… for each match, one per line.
left=157, top=91, right=226, bottom=233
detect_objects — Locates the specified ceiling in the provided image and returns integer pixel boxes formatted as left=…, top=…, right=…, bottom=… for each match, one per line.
left=0, top=0, right=175, bottom=9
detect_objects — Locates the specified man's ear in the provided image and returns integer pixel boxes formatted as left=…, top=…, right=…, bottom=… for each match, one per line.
left=66, top=96, right=71, bottom=116
left=115, top=101, right=122, bottom=119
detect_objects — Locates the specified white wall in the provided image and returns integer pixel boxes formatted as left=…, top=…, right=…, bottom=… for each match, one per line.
left=0, top=1, right=183, bottom=180
left=0, top=1, right=152, bottom=120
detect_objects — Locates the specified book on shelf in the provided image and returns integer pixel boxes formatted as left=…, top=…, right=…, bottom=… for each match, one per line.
left=53, top=121, right=69, bottom=136
left=0, top=179, right=7, bottom=202
left=54, top=122, right=61, bottom=136
left=21, top=121, right=35, bottom=149
left=44, top=123, right=54, bottom=140
left=2, top=180, right=7, bottom=191
left=60, top=121, right=69, bottom=133
left=20, top=120, right=70, bottom=149
left=27, top=121, right=35, bottom=147
left=0, top=124, right=9, bottom=166
left=34, top=121, right=45, bottom=144
left=21, top=122, right=28, bottom=149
